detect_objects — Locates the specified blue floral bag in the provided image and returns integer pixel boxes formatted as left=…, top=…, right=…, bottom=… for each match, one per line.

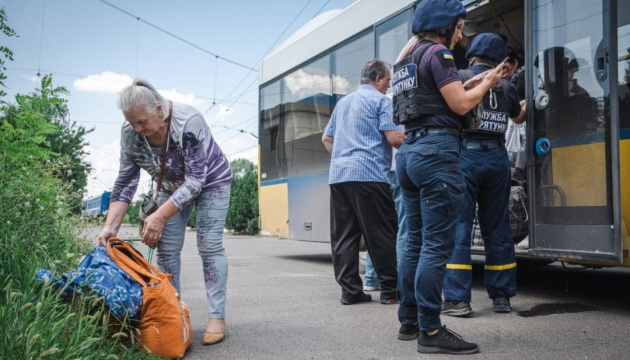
left=37, top=244, right=144, bottom=319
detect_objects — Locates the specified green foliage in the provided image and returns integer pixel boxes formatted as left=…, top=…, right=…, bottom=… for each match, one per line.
left=0, top=8, right=17, bottom=100
left=225, top=159, right=259, bottom=235
left=2, top=75, right=94, bottom=213
left=0, top=13, right=155, bottom=358
left=124, top=198, right=142, bottom=225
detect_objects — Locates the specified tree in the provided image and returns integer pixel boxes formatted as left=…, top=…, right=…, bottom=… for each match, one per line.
left=225, top=159, right=259, bottom=235
left=2, top=75, right=93, bottom=213
left=0, top=8, right=17, bottom=101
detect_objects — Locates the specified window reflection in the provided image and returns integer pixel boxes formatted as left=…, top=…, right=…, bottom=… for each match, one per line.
left=282, top=56, right=332, bottom=177
left=532, top=0, right=610, bottom=220
left=333, top=32, right=374, bottom=105
left=618, top=7, right=630, bottom=129
left=260, top=81, right=285, bottom=181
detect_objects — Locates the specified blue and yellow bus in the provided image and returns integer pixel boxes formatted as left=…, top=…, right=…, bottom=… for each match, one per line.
left=258, top=0, right=630, bottom=267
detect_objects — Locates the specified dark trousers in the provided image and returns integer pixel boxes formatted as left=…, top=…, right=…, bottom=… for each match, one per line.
left=396, top=131, right=465, bottom=332
left=329, top=181, right=398, bottom=299
left=443, top=143, right=517, bottom=302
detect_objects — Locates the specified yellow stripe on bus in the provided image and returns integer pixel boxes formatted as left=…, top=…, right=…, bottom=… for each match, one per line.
left=446, top=264, right=473, bottom=270
left=484, top=262, right=517, bottom=271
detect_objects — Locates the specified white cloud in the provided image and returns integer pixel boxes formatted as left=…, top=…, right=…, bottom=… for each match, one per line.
left=158, top=88, right=206, bottom=108
left=73, top=72, right=207, bottom=109
left=21, top=74, right=40, bottom=82
left=208, top=104, right=235, bottom=125
left=73, top=72, right=133, bottom=93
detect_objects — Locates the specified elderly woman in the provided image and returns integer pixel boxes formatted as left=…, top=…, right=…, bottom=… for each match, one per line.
left=97, top=78, right=232, bottom=346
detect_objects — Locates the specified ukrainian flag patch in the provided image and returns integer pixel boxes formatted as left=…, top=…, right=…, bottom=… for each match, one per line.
left=442, top=50, right=454, bottom=60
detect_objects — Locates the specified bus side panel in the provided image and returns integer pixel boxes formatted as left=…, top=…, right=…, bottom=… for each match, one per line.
left=550, top=143, right=607, bottom=206
left=259, top=182, right=289, bottom=239
left=620, top=138, right=630, bottom=265
left=287, top=172, right=330, bottom=242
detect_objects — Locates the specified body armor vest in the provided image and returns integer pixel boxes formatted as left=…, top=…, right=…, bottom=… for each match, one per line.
left=392, top=42, right=453, bottom=125
left=459, top=69, right=512, bottom=134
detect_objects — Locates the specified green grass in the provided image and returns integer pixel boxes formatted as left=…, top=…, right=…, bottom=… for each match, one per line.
left=0, top=159, right=161, bottom=359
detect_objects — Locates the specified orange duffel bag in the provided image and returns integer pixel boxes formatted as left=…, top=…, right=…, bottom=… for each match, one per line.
left=107, top=238, right=193, bottom=358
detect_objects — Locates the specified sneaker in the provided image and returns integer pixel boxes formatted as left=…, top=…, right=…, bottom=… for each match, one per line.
left=363, top=284, right=381, bottom=291
left=441, top=301, right=473, bottom=317
left=398, top=323, right=419, bottom=340
left=492, top=295, right=511, bottom=313
left=516, top=236, right=529, bottom=250
left=417, top=326, right=479, bottom=355
left=340, top=292, right=372, bottom=305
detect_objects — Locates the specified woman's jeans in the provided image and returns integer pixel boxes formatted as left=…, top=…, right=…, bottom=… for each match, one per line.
left=396, top=130, right=465, bottom=332
left=157, top=185, right=231, bottom=319
left=364, top=171, right=408, bottom=287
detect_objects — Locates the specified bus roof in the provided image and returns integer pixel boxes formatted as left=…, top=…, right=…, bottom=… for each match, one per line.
left=259, top=0, right=416, bottom=85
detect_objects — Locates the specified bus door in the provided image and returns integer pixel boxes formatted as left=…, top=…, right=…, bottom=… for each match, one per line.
left=528, top=0, right=622, bottom=263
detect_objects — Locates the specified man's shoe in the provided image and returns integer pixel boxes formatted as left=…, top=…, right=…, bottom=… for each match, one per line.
left=398, top=323, right=419, bottom=340
left=492, top=295, right=511, bottom=313
left=380, top=297, right=398, bottom=305
left=417, top=326, right=479, bottom=355
left=340, top=292, right=372, bottom=305
left=441, top=301, right=473, bottom=317
left=363, top=284, right=381, bottom=291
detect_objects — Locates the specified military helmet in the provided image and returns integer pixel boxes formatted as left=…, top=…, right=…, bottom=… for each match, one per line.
left=412, top=0, right=467, bottom=34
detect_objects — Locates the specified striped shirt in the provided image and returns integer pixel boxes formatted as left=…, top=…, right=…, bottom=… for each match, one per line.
left=110, top=102, right=232, bottom=210
left=324, top=84, right=403, bottom=184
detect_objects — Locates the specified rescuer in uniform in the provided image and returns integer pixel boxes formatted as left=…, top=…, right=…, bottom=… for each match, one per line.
left=441, top=33, right=526, bottom=318
left=392, top=0, right=506, bottom=355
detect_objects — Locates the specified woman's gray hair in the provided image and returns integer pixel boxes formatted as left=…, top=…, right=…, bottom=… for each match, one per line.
left=118, top=78, right=170, bottom=120
left=360, top=60, right=390, bottom=84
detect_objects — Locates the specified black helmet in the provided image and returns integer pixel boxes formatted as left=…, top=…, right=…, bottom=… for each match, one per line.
left=412, top=0, right=467, bottom=34
left=465, top=33, right=508, bottom=63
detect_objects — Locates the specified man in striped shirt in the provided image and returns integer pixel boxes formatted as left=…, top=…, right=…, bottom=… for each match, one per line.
left=322, top=60, right=404, bottom=305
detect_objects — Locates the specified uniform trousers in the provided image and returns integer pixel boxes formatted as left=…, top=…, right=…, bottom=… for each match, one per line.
left=396, top=130, right=465, bottom=332
left=443, top=139, right=517, bottom=302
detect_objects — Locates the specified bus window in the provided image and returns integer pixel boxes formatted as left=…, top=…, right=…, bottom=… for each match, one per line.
left=332, top=31, right=374, bottom=105
left=260, top=80, right=284, bottom=181
left=282, top=55, right=332, bottom=177
left=532, top=0, right=610, bottom=222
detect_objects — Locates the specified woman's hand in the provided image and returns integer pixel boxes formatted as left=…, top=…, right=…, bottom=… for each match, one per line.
left=462, top=70, right=489, bottom=90
left=141, top=212, right=166, bottom=248
left=97, top=226, right=118, bottom=246
left=484, top=63, right=508, bottom=87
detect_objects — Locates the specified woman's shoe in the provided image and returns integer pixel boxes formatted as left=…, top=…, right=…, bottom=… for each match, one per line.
left=202, top=331, right=225, bottom=345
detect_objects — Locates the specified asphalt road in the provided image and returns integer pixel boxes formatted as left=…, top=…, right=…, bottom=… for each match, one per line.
left=84, top=226, right=630, bottom=360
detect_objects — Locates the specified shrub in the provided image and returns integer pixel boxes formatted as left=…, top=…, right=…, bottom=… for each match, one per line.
left=225, top=159, right=259, bottom=235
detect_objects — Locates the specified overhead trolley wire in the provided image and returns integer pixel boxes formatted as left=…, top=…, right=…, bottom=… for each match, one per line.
left=97, top=0, right=258, bottom=72
left=210, top=0, right=317, bottom=129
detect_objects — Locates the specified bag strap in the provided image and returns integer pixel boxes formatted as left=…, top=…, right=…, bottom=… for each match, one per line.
left=155, top=105, right=173, bottom=195
left=106, top=238, right=165, bottom=287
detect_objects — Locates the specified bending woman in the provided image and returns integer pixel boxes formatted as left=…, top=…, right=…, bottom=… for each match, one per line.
left=97, top=79, right=232, bottom=346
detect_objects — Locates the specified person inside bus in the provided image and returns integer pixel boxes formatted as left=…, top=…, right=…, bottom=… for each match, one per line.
left=96, top=79, right=232, bottom=346
left=452, top=20, right=479, bottom=69
left=441, top=33, right=526, bottom=318
left=534, top=47, right=598, bottom=139
left=392, top=0, right=506, bottom=355
left=322, top=59, right=404, bottom=306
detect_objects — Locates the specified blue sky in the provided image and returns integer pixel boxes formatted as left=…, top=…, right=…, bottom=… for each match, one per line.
left=1, top=0, right=356, bottom=198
